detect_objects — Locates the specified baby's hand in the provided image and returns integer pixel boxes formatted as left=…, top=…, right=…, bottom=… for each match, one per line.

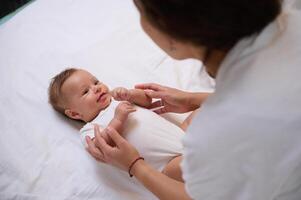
left=114, top=101, right=136, bottom=121
left=111, top=87, right=131, bottom=101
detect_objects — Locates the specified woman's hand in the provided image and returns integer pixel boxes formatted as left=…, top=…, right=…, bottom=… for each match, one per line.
left=135, top=83, right=207, bottom=114
left=86, top=125, right=140, bottom=171
left=86, top=125, right=191, bottom=200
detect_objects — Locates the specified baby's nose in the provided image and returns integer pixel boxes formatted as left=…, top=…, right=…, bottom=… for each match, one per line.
left=93, top=85, right=101, bottom=93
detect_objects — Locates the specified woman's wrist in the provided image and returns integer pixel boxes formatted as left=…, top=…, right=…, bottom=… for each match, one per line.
left=187, top=92, right=209, bottom=111
left=128, top=157, right=144, bottom=177
left=130, top=159, right=148, bottom=178
left=126, top=157, right=190, bottom=200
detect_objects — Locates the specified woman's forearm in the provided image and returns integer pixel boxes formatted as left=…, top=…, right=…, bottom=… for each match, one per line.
left=131, top=160, right=191, bottom=200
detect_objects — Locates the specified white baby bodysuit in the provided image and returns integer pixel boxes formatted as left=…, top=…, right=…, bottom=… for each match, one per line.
left=80, top=99, right=184, bottom=171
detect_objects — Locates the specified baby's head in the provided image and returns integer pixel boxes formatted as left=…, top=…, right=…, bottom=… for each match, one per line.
left=48, top=68, right=111, bottom=122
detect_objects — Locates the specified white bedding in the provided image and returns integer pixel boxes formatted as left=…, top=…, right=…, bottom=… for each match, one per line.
left=0, top=0, right=214, bottom=199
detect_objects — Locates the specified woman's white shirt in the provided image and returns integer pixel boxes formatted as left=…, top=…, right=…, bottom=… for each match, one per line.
left=182, top=3, right=301, bottom=200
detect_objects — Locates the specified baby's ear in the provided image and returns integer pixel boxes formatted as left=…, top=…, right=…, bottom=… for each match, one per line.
left=65, top=109, right=82, bottom=120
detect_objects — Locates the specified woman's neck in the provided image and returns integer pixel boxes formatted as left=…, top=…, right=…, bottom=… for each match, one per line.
left=204, top=49, right=228, bottom=78
left=192, top=47, right=229, bottom=78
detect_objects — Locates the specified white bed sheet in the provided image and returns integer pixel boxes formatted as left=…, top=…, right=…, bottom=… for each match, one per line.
left=0, top=0, right=214, bottom=199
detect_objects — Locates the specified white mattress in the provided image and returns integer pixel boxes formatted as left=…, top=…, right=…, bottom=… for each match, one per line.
left=0, top=0, right=214, bottom=199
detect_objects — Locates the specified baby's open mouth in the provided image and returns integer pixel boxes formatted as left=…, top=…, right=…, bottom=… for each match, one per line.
left=97, top=93, right=106, bottom=102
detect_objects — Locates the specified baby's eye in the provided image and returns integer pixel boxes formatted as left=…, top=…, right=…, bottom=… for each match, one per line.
left=94, top=80, right=99, bottom=85
left=82, top=89, right=89, bottom=95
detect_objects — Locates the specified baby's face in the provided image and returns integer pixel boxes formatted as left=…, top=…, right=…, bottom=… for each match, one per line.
left=61, top=70, right=111, bottom=122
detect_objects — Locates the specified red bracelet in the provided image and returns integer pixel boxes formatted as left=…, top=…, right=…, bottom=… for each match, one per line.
left=128, top=157, right=144, bottom=177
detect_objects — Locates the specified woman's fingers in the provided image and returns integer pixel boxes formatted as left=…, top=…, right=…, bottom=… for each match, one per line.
left=124, top=101, right=132, bottom=106
left=86, top=145, right=106, bottom=163
left=149, top=100, right=164, bottom=109
left=86, top=136, right=104, bottom=160
left=86, top=146, right=105, bottom=163
left=135, top=83, right=165, bottom=91
left=153, top=106, right=168, bottom=114
left=94, top=128, right=104, bottom=145
left=95, top=131, right=114, bottom=157
left=94, top=124, right=103, bottom=142
left=145, top=90, right=166, bottom=99
left=106, top=127, right=127, bottom=148
left=89, top=126, right=141, bottom=171
left=110, top=90, right=118, bottom=99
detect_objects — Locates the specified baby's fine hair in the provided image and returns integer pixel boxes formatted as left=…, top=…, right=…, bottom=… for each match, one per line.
left=48, top=68, right=78, bottom=114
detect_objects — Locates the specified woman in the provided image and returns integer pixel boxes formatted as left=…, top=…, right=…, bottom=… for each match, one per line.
left=87, top=0, right=301, bottom=199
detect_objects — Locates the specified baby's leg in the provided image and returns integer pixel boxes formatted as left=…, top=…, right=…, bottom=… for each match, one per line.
left=179, top=109, right=199, bottom=131
left=162, top=156, right=183, bottom=182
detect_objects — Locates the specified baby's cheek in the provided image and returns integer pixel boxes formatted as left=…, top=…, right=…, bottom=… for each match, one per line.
left=104, top=86, right=110, bottom=93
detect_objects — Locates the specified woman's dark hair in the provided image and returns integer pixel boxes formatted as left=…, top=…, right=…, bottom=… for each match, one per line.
left=135, top=0, right=281, bottom=50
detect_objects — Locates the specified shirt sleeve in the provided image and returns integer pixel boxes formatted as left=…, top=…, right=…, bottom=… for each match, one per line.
left=79, top=123, right=105, bottom=147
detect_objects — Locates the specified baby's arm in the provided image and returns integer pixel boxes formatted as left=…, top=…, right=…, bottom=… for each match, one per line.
left=101, top=101, right=136, bottom=144
left=109, top=101, right=136, bottom=132
left=111, top=87, right=152, bottom=108
left=129, top=89, right=152, bottom=108
left=162, top=156, right=183, bottom=182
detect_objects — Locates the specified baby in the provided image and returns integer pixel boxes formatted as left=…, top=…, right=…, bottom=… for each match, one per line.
left=48, top=68, right=194, bottom=182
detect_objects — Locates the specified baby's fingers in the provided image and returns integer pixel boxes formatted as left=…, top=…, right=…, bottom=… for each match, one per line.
left=115, top=90, right=122, bottom=99
left=111, top=90, right=119, bottom=100
left=121, top=93, right=129, bottom=100
left=125, top=104, right=136, bottom=110
left=128, top=108, right=136, bottom=113
left=123, top=101, right=132, bottom=105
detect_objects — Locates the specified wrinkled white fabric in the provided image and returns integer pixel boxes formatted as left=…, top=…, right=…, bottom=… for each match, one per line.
left=182, top=2, right=301, bottom=200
